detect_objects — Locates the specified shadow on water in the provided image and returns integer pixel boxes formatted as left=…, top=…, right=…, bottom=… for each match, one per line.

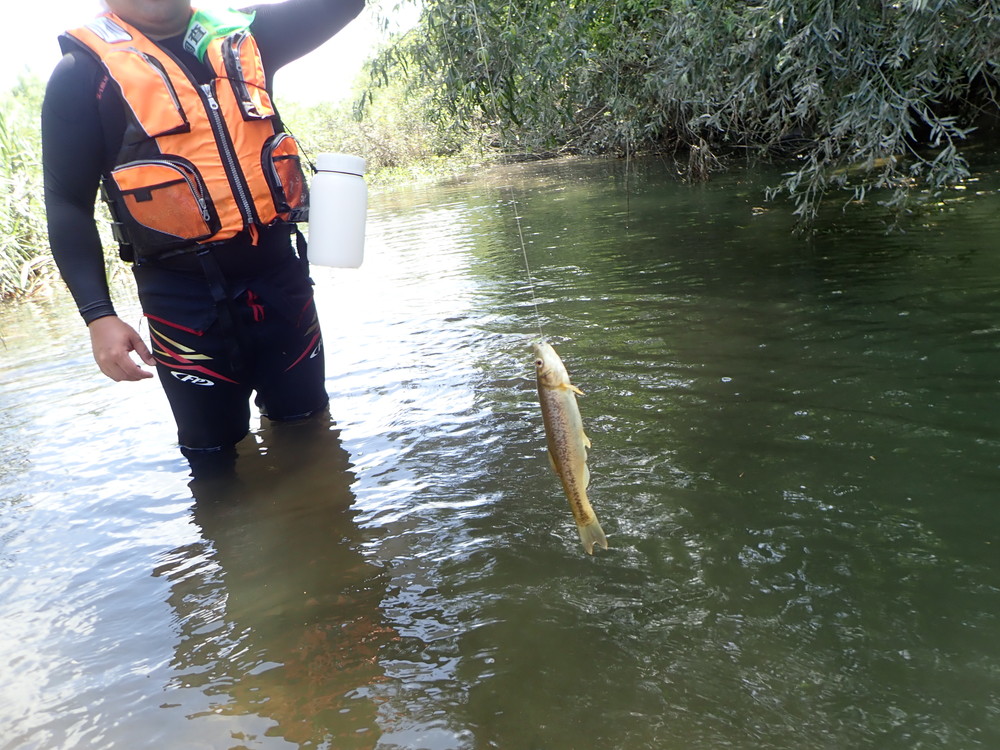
left=155, top=418, right=395, bottom=749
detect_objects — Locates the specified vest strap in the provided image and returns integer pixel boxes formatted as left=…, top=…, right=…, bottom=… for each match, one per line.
left=197, top=248, right=248, bottom=378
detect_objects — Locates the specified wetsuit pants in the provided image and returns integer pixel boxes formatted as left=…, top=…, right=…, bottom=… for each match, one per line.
left=133, top=253, right=329, bottom=463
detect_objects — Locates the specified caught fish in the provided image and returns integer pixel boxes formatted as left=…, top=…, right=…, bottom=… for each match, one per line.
left=532, top=340, right=608, bottom=554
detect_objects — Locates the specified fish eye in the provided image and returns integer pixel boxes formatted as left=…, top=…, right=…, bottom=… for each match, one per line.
left=534, top=358, right=543, bottom=367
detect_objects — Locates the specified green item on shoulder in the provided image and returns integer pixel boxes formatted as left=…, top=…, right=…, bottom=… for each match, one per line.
left=182, top=7, right=256, bottom=62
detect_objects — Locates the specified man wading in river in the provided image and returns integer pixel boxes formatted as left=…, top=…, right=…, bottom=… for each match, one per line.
left=42, top=0, right=363, bottom=477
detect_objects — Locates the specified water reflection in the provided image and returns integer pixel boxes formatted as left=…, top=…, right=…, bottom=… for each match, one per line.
left=155, top=418, right=394, bottom=748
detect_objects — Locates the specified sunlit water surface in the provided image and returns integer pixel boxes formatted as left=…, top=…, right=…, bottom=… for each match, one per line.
left=2, top=157, right=1000, bottom=749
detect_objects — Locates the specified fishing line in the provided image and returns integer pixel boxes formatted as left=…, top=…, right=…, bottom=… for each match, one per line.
left=508, top=186, right=544, bottom=340
left=625, top=133, right=632, bottom=231
left=468, top=4, right=543, bottom=340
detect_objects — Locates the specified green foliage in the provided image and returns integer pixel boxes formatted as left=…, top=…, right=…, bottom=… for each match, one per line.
left=374, top=0, right=1000, bottom=219
left=282, top=71, right=484, bottom=186
left=0, top=76, right=51, bottom=299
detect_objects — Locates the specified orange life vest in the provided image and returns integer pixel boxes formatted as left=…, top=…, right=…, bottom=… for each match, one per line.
left=61, top=11, right=309, bottom=258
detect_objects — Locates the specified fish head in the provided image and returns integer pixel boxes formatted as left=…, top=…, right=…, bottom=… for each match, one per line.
left=532, top=340, right=571, bottom=388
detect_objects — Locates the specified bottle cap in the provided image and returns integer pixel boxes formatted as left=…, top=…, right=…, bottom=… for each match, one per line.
left=315, top=153, right=367, bottom=176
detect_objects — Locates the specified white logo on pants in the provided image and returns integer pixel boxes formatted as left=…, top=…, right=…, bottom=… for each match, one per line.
left=171, top=371, right=214, bottom=387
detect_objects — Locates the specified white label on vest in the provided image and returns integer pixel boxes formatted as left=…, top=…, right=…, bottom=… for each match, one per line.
left=85, top=17, right=133, bottom=44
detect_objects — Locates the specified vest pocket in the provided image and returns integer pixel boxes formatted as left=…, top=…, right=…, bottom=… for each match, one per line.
left=110, top=159, right=220, bottom=249
left=105, top=48, right=189, bottom=138
left=222, top=31, right=275, bottom=120
left=262, top=134, right=309, bottom=222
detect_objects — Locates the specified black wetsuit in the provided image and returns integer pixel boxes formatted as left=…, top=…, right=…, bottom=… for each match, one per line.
left=42, top=0, right=364, bottom=462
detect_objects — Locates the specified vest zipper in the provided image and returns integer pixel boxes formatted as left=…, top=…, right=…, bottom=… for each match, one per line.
left=224, top=34, right=254, bottom=116
left=201, top=82, right=257, bottom=228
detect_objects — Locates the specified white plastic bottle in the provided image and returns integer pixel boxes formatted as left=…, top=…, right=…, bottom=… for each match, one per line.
left=307, top=153, right=368, bottom=268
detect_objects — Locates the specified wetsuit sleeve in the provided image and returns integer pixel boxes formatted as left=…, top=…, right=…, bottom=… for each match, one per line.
left=42, top=49, right=116, bottom=324
left=246, top=0, right=365, bottom=75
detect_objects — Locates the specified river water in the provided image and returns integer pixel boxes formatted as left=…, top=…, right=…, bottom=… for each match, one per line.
left=2, top=156, right=999, bottom=749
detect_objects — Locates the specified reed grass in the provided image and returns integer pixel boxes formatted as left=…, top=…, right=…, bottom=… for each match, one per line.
left=0, top=82, right=52, bottom=300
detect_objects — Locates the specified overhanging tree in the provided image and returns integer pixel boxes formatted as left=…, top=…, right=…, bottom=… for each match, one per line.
left=373, top=0, right=1000, bottom=219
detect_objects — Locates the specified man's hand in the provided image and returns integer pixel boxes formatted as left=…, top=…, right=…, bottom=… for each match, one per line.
left=88, top=315, right=157, bottom=382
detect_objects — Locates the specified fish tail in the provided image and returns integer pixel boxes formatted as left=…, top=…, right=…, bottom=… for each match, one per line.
left=577, top=518, right=609, bottom=555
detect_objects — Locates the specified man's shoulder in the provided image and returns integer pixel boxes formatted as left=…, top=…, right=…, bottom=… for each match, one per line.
left=47, top=47, right=102, bottom=94
left=44, top=48, right=103, bottom=117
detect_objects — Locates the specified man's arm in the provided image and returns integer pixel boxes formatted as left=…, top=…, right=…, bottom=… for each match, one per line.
left=247, top=0, right=366, bottom=75
left=42, top=50, right=115, bottom=323
left=42, top=50, right=155, bottom=381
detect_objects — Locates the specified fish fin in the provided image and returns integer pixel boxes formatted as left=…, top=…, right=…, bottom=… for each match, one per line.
left=547, top=448, right=557, bottom=474
left=568, top=384, right=584, bottom=396
left=582, top=432, right=592, bottom=450
left=577, top=518, right=609, bottom=555
left=582, top=462, right=591, bottom=489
